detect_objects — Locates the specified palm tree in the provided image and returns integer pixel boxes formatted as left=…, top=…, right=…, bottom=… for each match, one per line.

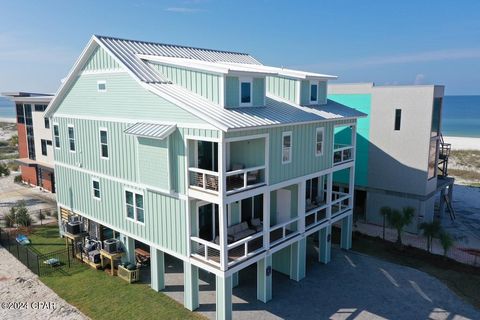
left=385, top=206, right=415, bottom=246
left=379, top=206, right=392, bottom=240
left=439, top=231, right=454, bottom=258
left=419, top=220, right=441, bottom=252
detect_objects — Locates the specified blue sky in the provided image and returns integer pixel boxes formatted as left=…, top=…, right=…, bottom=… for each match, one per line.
left=1, top=0, right=479, bottom=95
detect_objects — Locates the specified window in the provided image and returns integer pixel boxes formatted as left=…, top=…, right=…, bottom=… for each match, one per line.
left=92, top=179, right=101, bottom=199
left=315, top=127, right=324, bottom=156
left=34, top=104, right=47, bottom=112
left=99, top=129, right=108, bottom=159
left=46, top=140, right=52, bottom=146
left=431, top=98, right=442, bottom=137
left=310, top=82, right=318, bottom=103
left=16, top=104, right=24, bottom=124
left=125, top=190, right=144, bottom=223
left=282, top=131, right=292, bottom=164
left=394, top=109, right=402, bottom=131
left=240, top=79, right=252, bottom=106
left=53, top=124, right=60, bottom=148
left=68, top=125, right=75, bottom=152
left=44, top=117, right=50, bottom=129
left=41, top=139, right=47, bottom=156
left=97, top=80, right=106, bottom=92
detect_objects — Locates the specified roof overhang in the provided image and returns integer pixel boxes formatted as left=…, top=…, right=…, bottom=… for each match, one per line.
left=124, top=122, right=177, bottom=140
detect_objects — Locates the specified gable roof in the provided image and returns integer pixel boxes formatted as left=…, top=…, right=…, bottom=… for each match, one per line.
left=47, top=35, right=364, bottom=131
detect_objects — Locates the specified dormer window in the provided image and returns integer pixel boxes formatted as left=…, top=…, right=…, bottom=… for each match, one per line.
left=310, top=81, right=318, bottom=104
left=240, top=78, right=252, bottom=106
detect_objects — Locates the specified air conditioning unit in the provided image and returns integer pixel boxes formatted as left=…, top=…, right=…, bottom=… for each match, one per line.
left=103, top=239, right=120, bottom=253
left=69, top=215, right=81, bottom=223
left=66, top=221, right=82, bottom=234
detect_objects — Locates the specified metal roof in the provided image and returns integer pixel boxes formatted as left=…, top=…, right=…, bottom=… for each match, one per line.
left=147, top=83, right=365, bottom=131
left=95, top=35, right=261, bottom=83
left=124, top=122, right=177, bottom=139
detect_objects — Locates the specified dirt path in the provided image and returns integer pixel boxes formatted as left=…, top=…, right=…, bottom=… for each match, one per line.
left=0, top=246, right=89, bottom=320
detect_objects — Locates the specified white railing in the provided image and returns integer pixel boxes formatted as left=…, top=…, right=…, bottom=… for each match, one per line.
left=227, top=232, right=264, bottom=266
left=333, top=144, right=354, bottom=165
left=269, top=216, right=301, bottom=245
left=305, top=204, right=328, bottom=229
left=188, top=167, right=219, bottom=192
left=190, top=236, right=221, bottom=267
left=331, top=194, right=351, bottom=217
left=225, top=165, right=266, bottom=194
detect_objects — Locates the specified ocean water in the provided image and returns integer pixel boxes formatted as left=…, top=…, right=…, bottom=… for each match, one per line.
left=1, top=95, right=479, bottom=137
left=442, top=95, right=480, bottom=138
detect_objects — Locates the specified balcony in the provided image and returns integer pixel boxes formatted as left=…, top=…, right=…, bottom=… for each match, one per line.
left=333, top=144, right=354, bottom=165
left=331, top=191, right=351, bottom=218
left=226, top=165, right=266, bottom=195
left=269, top=216, right=300, bottom=246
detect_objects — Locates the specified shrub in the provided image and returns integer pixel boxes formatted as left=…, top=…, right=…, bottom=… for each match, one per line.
left=16, top=210, right=32, bottom=227
left=419, top=220, right=442, bottom=252
left=0, top=162, right=10, bottom=176
left=385, top=206, right=415, bottom=246
left=439, top=231, right=454, bottom=257
left=7, top=162, right=19, bottom=172
left=44, top=209, right=51, bottom=217
left=14, top=175, right=22, bottom=183
left=5, top=207, right=17, bottom=228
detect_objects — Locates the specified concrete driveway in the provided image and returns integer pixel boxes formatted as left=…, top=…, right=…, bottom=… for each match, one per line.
left=161, top=243, right=480, bottom=320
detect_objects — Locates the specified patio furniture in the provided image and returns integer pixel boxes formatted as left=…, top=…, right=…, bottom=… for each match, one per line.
left=250, top=218, right=263, bottom=232
left=16, top=234, right=30, bottom=245
left=135, top=248, right=151, bottom=266
left=227, top=222, right=256, bottom=243
left=247, top=170, right=260, bottom=184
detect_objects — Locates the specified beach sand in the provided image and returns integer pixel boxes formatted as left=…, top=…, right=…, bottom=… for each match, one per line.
left=444, top=136, right=480, bottom=150
left=0, top=118, right=16, bottom=124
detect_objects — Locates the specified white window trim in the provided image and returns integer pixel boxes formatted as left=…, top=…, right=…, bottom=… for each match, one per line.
left=239, top=77, right=253, bottom=107
left=315, top=127, right=324, bottom=156
left=92, top=177, right=101, bottom=201
left=99, top=127, right=109, bottom=160
left=67, top=124, right=76, bottom=153
left=309, top=80, right=319, bottom=104
left=53, top=123, right=60, bottom=149
left=124, top=188, right=145, bottom=225
left=282, top=131, right=292, bottom=164
left=97, top=80, right=107, bottom=92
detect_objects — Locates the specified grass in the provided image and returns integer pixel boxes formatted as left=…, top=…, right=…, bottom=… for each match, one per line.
left=450, top=150, right=480, bottom=169
left=24, top=225, right=204, bottom=320
left=351, top=232, right=480, bottom=310
left=449, top=168, right=480, bottom=181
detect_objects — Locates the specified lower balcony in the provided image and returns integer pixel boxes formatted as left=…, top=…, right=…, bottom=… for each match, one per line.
left=333, top=144, right=354, bottom=165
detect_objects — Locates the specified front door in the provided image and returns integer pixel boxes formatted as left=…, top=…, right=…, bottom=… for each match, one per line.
left=276, top=189, right=291, bottom=224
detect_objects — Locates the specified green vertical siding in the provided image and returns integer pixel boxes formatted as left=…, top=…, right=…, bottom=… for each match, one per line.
left=328, top=94, right=371, bottom=186
left=55, top=165, right=187, bottom=256
left=225, top=76, right=265, bottom=107
left=226, top=119, right=355, bottom=185
left=55, top=73, right=206, bottom=124
left=148, top=63, right=222, bottom=104
left=82, top=46, right=121, bottom=71
left=229, top=138, right=265, bottom=169
left=300, top=80, right=310, bottom=105
left=266, top=76, right=297, bottom=103
left=253, top=78, right=265, bottom=106
left=318, top=81, right=327, bottom=104
left=138, top=137, right=169, bottom=190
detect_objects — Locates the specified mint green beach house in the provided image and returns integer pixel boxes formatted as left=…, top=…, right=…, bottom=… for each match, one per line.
left=46, top=35, right=365, bottom=320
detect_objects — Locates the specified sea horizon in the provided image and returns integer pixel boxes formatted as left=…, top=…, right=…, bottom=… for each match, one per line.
left=1, top=94, right=479, bottom=138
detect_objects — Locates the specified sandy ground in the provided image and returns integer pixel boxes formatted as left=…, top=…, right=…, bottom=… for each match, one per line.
left=444, top=136, right=480, bottom=151
left=0, top=121, right=16, bottom=141
left=0, top=246, right=88, bottom=320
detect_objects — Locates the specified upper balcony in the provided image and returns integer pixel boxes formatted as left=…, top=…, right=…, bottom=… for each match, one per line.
left=188, top=137, right=268, bottom=198
left=333, top=124, right=356, bottom=166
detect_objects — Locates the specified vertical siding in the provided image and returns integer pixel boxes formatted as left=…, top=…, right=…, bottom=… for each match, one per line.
left=229, top=138, right=265, bottom=169
left=300, top=80, right=310, bottom=105
left=138, top=137, right=169, bottom=190
left=253, top=78, right=265, bottom=106
left=56, top=73, right=207, bottom=124
left=82, top=47, right=121, bottom=71
left=266, top=76, right=297, bottom=103
left=148, top=62, right=222, bottom=104
left=55, top=165, right=187, bottom=256
left=226, top=76, right=265, bottom=107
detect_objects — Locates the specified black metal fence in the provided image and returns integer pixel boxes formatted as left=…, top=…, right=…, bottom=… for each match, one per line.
left=0, top=226, right=75, bottom=276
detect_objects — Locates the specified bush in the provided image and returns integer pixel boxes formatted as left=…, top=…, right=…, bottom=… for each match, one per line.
left=5, top=208, right=16, bottom=228
left=7, top=162, right=19, bottom=172
left=14, top=175, right=23, bottom=183
left=44, top=209, right=51, bottom=217
left=16, top=210, right=32, bottom=227
left=0, top=162, right=10, bottom=176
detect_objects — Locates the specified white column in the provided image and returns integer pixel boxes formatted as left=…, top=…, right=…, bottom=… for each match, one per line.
left=298, top=180, right=306, bottom=234
left=216, top=275, right=233, bottom=320
left=319, top=225, right=331, bottom=264
left=257, top=254, right=272, bottom=303
left=120, top=234, right=135, bottom=264
left=340, top=215, right=353, bottom=250
left=218, top=137, right=228, bottom=271
left=326, top=173, right=333, bottom=219
left=150, top=247, right=165, bottom=291
left=184, top=261, right=199, bottom=311
left=262, top=191, right=271, bottom=250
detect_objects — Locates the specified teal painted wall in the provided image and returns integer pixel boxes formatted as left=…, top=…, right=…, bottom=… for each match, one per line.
left=229, top=202, right=241, bottom=226
left=148, top=62, right=222, bottom=104
left=225, top=76, right=265, bottom=107
left=272, top=246, right=291, bottom=276
left=328, top=94, right=371, bottom=187
left=55, top=72, right=206, bottom=124
left=270, top=184, right=298, bottom=226
left=55, top=165, right=188, bottom=256
left=300, top=80, right=310, bottom=105
left=82, top=47, right=120, bottom=71
left=226, top=119, right=355, bottom=185
left=138, top=137, right=169, bottom=190
left=229, top=138, right=265, bottom=170
left=266, top=76, right=297, bottom=103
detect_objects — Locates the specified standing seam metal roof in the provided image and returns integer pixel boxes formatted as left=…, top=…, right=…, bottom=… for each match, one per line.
left=124, top=122, right=177, bottom=139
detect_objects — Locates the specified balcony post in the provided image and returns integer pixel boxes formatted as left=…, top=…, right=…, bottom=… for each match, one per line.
left=218, top=136, right=228, bottom=271
left=326, top=172, right=333, bottom=219
left=263, top=191, right=270, bottom=250
left=298, top=180, right=306, bottom=233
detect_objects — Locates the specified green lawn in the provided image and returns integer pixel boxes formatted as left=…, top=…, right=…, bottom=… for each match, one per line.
left=27, top=225, right=203, bottom=320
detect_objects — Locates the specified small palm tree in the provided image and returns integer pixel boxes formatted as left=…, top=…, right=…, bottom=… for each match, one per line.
left=419, top=220, right=441, bottom=252
left=380, top=206, right=392, bottom=240
left=38, top=212, right=46, bottom=225
left=386, top=206, right=415, bottom=246
left=439, top=231, right=454, bottom=258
